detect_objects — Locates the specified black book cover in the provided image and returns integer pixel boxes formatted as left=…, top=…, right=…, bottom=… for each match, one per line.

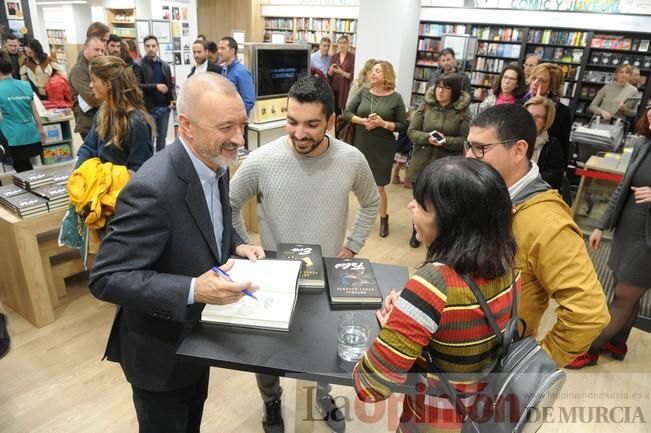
left=12, top=169, right=53, bottom=185
left=0, top=184, right=27, bottom=200
left=31, top=184, right=68, bottom=201
left=3, top=192, right=48, bottom=211
left=276, top=243, right=325, bottom=289
left=324, top=257, right=382, bottom=307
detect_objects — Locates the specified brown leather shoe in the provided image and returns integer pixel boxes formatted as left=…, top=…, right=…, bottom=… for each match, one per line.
left=379, top=216, right=389, bottom=238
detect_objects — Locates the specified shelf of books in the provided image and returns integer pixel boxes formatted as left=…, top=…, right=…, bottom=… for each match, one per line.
left=524, top=28, right=588, bottom=115
left=108, top=8, right=136, bottom=39
left=410, top=24, right=651, bottom=118
left=262, top=16, right=357, bottom=48
left=468, top=25, right=526, bottom=102
left=46, top=29, right=68, bottom=71
left=411, top=23, right=467, bottom=107
left=575, top=33, right=651, bottom=120
left=263, top=17, right=294, bottom=42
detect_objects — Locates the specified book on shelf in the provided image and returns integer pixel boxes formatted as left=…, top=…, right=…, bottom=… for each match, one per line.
left=640, top=40, right=650, bottom=52
left=324, top=257, right=382, bottom=308
left=277, top=243, right=325, bottom=291
left=201, top=259, right=302, bottom=331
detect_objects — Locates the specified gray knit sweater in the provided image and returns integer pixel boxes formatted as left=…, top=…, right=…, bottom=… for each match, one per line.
left=230, top=135, right=380, bottom=256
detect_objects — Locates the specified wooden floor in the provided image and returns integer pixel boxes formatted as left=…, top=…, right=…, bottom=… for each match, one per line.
left=1, top=173, right=650, bottom=433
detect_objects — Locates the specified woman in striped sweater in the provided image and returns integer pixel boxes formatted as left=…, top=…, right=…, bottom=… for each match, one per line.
left=353, top=157, right=520, bottom=433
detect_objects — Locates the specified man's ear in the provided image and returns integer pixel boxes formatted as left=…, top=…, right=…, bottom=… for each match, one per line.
left=178, top=113, right=192, bottom=138
left=513, top=138, right=529, bottom=164
left=327, top=112, right=336, bottom=132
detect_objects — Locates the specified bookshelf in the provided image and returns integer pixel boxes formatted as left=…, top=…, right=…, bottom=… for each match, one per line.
left=46, top=29, right=68, bottom=72
left=469, top=25, right=526, bottom=102
left=262, top=16, right=357, bottom=48
left=411, top=23, right=467, bottom=106
left=108, top=8, right=136, bottom=40
left=410, top=24, right=651, bottom=121
left=575, top=32, right=651, bottom=121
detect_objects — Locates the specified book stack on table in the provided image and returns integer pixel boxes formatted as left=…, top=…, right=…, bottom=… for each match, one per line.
left=4, top=169, right=71, bottom=215
left=0, top=184, right=49, bottom=218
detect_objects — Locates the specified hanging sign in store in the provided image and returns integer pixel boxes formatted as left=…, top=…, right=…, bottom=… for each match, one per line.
left=470, top=0, right=630, bottom=13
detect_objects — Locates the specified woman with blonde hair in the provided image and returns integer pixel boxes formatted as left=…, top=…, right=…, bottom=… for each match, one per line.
left=522, top=63, right=572, bottom=171
left=346, top=58, right=376, bottom=106
left=344, top=60, right=407, bottom=237
left=524, top=96, right=564, bottom=189
left=75, top=55, right=154, bottom=172
left=589, top=64, right=639, bottom=121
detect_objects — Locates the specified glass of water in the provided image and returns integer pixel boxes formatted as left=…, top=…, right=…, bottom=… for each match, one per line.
left=337, top=312, right=371, bottom=363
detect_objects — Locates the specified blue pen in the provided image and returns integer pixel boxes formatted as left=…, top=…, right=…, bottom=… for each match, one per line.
left=211, top=266, right=258, bottom=300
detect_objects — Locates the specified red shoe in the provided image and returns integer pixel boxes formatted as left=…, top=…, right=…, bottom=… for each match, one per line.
left=566, top=352, right=599, bottom=369
left=601, top=342, right=627, bottom=361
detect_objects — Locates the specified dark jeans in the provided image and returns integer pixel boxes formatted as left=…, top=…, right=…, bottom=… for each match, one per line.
left=131, top=368, right=209, bottom=433
left=150, top=106, right=171, bottom=152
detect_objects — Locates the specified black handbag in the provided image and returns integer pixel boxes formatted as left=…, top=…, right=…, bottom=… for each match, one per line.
left=335, top=114, right=355, bottom=145
left=425, top=274, right=566, bottom=433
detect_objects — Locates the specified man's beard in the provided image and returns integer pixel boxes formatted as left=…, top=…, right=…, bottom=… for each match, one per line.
left=290, top=132, right=326, bottom=155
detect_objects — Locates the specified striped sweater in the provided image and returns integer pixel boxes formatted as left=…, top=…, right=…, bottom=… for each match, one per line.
left=353, top=262, right=520, bottom=433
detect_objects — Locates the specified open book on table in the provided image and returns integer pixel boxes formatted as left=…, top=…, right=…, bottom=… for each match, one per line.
left=201, top=258, right=302, bottom=331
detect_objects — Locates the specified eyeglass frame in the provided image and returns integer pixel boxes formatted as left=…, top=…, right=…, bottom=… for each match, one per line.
left=464, top=138, right=519, bottom=158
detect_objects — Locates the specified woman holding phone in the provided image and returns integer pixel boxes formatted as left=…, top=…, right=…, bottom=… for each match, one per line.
left=328, top=35, right=355, bottom=115
left=406, top=73, right=471, bottom=247
left=344, top=60, right=407, bottom=238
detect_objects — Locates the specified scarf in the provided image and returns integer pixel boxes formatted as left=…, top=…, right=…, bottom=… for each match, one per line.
left=532, top=130, right=549, bottom=163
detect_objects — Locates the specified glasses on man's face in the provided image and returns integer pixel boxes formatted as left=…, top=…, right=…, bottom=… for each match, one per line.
left=464, top=139, right=518, bottom=158
left=435, top=84, right=452, bottom=91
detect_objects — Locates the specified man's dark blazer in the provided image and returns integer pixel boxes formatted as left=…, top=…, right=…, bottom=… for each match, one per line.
left=89, top=139, right=243, bottom=392
left=598, top=137, right=651, bottom=247
left=187, top=61, right=221, bottom=78
left=133, top=56, right=176, bottom=111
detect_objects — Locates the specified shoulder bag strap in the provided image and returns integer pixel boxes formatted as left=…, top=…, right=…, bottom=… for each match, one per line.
left=459, top=274, right=504, bottom=344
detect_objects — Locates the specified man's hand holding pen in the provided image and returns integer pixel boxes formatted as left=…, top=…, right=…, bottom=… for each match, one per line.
left=194, top=259, right=258, bottom=304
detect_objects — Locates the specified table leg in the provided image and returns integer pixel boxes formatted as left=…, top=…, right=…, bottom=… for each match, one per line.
left=294, top=379, right=316, bottom=433
left=571, top=176, right=587, bottom=218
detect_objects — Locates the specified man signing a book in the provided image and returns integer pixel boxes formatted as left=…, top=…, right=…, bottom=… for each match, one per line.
left=88, top=73, right=264, bottom=432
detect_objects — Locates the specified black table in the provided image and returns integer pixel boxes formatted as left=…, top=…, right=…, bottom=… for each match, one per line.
left=177, top=262, right=409, bottom=432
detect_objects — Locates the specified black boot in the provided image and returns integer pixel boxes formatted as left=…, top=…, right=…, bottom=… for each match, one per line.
left=409, top=228, right=420, bottom=248
left=0, top=313, right=10, bottom=359
left=379, top=215, right=389, bottom=238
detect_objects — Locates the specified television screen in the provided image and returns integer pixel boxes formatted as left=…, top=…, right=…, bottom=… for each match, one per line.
left=255, top=47, right=310, bottom=99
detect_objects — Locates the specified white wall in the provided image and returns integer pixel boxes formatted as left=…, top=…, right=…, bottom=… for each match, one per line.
left=354, top=0, right=419, bottom=107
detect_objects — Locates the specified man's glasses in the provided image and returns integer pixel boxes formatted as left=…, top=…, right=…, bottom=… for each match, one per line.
left=464, top=139, right=518, bottom=158
left=435, top=84, right=452, bottom=91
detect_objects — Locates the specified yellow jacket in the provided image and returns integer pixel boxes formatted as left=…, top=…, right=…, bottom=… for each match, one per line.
left=514, top=189, right=610, bottom=367
left=67, top=157, right=130, bottom=229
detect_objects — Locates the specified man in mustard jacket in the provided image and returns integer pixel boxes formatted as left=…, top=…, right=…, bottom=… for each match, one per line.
left=466, top=104, right=610, bottom=367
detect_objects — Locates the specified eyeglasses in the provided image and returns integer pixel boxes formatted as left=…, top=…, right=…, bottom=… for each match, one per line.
left=530, top=114, right=546, bottom=121
left=435, top=84, right=452, bottom=91
left=502, top=76, right=518, bottom=82
left=464, top=139, right=518, bottom=158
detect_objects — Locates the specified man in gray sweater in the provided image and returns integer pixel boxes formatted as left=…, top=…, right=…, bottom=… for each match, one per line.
left=230, top=76, right=380, bottom=433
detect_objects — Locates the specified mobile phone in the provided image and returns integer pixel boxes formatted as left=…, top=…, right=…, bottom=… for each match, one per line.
left=429, top=130, right=445, bottom=143
left=368, top=113, right=378, bottom=119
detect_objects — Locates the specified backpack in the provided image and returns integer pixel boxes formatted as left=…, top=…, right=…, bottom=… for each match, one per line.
left=426, top=273, right=566, bottom=433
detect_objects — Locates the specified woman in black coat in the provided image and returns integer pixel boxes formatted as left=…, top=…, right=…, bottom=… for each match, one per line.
left=568, top=109, right=651, bottom=368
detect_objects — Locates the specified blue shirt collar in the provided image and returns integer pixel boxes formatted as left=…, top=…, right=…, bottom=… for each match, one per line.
left=179, top=136, right=227, bottom=183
